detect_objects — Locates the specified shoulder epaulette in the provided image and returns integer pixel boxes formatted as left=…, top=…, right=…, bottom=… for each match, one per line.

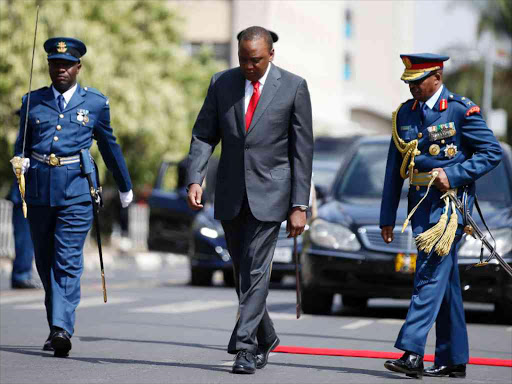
left=83, top=86, right=106, bottom=98
left=448, top=93, right=480, bottom=116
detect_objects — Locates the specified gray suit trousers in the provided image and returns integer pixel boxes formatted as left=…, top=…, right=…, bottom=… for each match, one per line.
left=222, top=197, right=280, bottom=354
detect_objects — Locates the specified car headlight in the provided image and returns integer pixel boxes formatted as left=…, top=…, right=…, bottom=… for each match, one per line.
left=309, top=218, right=361, bottom=251
left=459, top=228, right=512, bottom=257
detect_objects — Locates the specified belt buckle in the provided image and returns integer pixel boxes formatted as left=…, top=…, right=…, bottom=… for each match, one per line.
left=49, top=153, right=60, bottom=166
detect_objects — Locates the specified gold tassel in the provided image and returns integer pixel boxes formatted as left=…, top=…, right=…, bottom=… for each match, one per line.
left=435, top=201, right=458, bottom=256
left=415, top=197, right=449, bottom=253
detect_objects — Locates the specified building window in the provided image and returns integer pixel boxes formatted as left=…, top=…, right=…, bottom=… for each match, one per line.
left=344, top=8, right=353, bottom=39
left=344, top=52, right=352, bottom=81
left=183, top=42, right=230, bottom=63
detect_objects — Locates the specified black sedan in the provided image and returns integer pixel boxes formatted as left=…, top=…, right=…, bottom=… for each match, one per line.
left=301, top=136, right=512, bottom=322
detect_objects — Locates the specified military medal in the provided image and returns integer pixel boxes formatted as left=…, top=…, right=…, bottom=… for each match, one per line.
left=427, top=122, right=456, bottom=141
left=444, top=143, right=458, bottom=158
left=76, top=109, right=89, bottom=123
left=429, top=144, right=441, bottom=156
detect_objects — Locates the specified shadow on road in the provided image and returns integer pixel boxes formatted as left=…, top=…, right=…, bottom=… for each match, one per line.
left=0, top=345, right=230, bottom=373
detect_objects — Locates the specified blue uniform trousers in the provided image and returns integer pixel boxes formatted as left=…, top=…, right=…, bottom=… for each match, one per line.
left=11, top=203, right=35, bottom=284
left=27, top=202, right=93, bottom=336
left=395, top=234, right=469, bottom=365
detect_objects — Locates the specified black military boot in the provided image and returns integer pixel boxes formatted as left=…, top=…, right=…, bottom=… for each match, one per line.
left=424, top=364, right=466, bottom=378
left=384, top=352, right=424, bottom=379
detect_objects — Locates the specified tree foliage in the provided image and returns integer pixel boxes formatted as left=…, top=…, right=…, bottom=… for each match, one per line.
left=0, top=0, right=222, bottom=196
left=445, top=0, right=512, bottom=144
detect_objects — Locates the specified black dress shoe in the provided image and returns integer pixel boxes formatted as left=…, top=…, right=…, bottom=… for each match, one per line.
left=11, top=279, right=41, bottom=289
left=51, top=328, right=72, bottom=358
left=232, top=351, right=256, bottom=374
left=384, top=352, right=424, bottom=379
left=43, top=330, right=56, bottom=351
left=256, top=336, right=280, bottom=369
left=424, top=364, right=466, bottom=378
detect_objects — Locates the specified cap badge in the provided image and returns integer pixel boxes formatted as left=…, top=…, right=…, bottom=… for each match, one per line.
left=429, top=144, right=441, bottom=156
left=402, top=57, right=412, bottom=69
left=444, top=143, right=458, bottom=159
left=56, top=41, right=67, bottom=53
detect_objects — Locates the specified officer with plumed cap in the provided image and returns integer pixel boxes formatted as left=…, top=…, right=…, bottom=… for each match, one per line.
left=380, top=53, right=502, bottom=378
left=10, top=37, right=133, bottom=357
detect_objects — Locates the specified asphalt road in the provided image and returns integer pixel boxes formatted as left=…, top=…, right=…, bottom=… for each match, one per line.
left=1, top=252, right=511, bottom=384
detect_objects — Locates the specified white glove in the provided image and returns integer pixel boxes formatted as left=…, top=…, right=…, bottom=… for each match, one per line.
left=11, top=157, right=30, bottom=176
left=119, top=189, right=133, bottom=208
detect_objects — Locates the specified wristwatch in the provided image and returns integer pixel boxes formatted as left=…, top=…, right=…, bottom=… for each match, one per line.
left=295, top=205, right=308, bottom=212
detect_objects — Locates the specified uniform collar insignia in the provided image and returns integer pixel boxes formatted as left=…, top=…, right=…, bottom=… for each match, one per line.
left=412, top=100, right=418, bottom=111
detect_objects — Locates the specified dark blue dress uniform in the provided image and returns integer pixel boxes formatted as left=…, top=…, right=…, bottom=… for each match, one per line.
left=6, top=180, right=35, bottom=286
left=380, top=54, right=502, bottom=367
left=13, top=38, right=132, bottom=339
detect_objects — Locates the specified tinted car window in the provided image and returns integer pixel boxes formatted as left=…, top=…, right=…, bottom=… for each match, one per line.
left=475, top=161, right=511, bottom=206
left=334, top=142, right=511, bottom=204
left=334, top=143, right=408, bottom=200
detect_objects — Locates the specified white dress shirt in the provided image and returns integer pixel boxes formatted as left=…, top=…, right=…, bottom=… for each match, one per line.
left=421, top=84, right=444, bottom=110
left=52, top=83, right=78, bottom=109
left=244, top=62, right=272, bottom=113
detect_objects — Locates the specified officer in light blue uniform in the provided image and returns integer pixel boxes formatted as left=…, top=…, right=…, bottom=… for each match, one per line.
left=6, top=180, right=37, bottom=289
left=380, top=54, right=502, bottom=379
left=11, top=37, right=133, bottom=357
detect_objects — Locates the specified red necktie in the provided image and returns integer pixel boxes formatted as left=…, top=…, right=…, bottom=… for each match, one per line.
left=245, top=81, right=261, bottom=131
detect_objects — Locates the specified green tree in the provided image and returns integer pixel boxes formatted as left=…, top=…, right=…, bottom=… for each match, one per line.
left=444, top=0, right=512, bottom=144
left=0, top=0, right=222, bottom=197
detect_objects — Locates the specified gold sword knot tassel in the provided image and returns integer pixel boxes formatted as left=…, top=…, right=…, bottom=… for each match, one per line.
left=10, top=156, right=28, bottom=218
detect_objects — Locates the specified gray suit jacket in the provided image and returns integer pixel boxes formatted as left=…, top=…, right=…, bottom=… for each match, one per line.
left=186, top=64, right=313, bottom=222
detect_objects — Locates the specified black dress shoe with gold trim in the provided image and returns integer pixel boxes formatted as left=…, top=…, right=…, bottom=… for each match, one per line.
left=256, top=336, right=280, bottom=369
left=384, top=352, right=424, bottom=379
left=232, top=351, right=256, bottom=374
left=424, top=364, right=466, bottom=378
left=51, top=328, right=72, bottom=358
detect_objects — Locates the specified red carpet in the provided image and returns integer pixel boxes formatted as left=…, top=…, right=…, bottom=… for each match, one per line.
left=274, top=345, right=512, bottom=367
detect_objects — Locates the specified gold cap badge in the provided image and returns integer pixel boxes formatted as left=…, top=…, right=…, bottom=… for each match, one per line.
left=402, top=57, right=412, bottom=69
left=56, top=41, right=67, bottom=53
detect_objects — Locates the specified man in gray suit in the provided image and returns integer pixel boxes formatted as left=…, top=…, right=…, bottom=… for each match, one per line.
left=186, top=26, right=313, bottom=374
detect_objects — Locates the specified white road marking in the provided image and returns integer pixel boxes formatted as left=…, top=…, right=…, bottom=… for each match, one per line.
left=377, top=318, right=404, bottom=325
left=269, top=312, right=308, bottom=320
left=0, top=293, right=44, bottom=305
left=506, top=327, right=512, bottom=332
left=16, top=296, right=136, bottom=310
left=340, top=320, right=375, bottom=329
left=135, top=252, right=163, bottom=271
left=130, top=300, right=238, bottom=314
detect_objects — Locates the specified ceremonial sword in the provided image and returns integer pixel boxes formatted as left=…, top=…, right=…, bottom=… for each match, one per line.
left=444, top=190, right=512, bottom=277
left=10, top=5, right=40, bottom=218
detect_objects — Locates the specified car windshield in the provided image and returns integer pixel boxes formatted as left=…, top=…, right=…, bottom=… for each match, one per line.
left=334, top=142, right=512, bottom=206
left=313, top=160, right=340, bottom=188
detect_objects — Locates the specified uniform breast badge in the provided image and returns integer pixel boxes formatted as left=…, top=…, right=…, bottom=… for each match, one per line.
left=76, top=109, right=89, bottom=124
left=444, top=143, right=458, bottom=158
left=429, top=144, right=441, bottom=156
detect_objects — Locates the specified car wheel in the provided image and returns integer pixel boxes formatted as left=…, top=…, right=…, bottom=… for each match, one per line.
left=223, top=270, right=236, bottom=287
left=495, top=301, right=512, bottom=324
left=301, top=288, right=333, bottom=315
left=190, top=266, right=213, bottom=286
left=342, top=296, right=368, bottom=309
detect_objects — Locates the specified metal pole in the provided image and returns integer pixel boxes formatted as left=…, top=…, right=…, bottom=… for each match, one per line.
left=482, top=31, right=494, bottom=121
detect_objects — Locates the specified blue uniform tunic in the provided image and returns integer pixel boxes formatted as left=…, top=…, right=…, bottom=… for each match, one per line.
left=380, top=86, right=502, bottom=365
left=14, top=84, right=132, bottom=335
